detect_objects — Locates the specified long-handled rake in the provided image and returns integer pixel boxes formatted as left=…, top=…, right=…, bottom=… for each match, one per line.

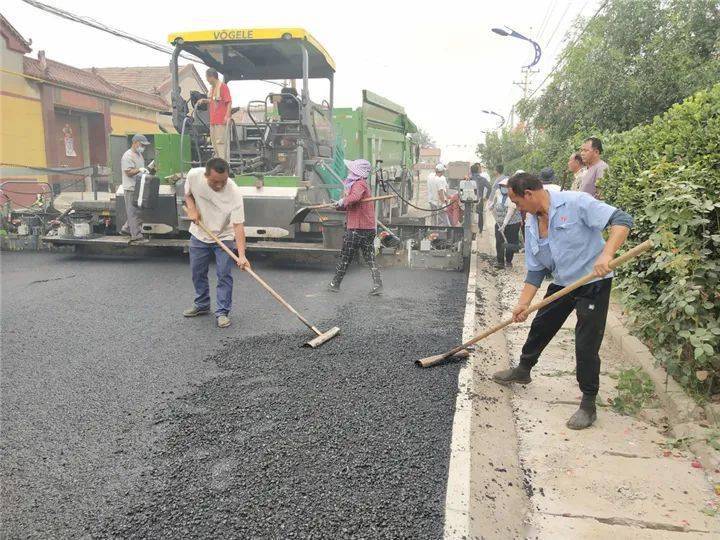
left=194, top=219, right=340, bottom=348
left=290, top=195, right=396, bottom=225
left=416, top=240, right=653, bottom=367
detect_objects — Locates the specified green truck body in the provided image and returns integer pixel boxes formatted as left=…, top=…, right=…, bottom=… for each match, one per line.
left=333, top=90, right=418, bottom=176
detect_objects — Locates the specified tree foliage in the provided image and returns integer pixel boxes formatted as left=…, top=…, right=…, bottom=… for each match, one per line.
left=600, top=85, right=720, bottom=394
left=410, top=128, right=437, bottom=148
left=530, top=0, right=720, bottom=140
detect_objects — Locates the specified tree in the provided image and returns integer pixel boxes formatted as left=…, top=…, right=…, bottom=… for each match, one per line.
left=411, top=128, right=437, bottom=148
left=531, top=0, right=720, bottom=140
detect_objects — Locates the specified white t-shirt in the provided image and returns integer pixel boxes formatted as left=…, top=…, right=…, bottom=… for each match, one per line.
left=544, top=183, right=561, bottom=192
left=185, top=167, right=245, bottom=243
left=426, top=173, right=449, bottom=205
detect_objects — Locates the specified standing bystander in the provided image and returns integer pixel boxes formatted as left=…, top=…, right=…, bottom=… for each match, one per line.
left=579, top=137, right=608, bottom=198
left=568, top=152, right=586, bottom=191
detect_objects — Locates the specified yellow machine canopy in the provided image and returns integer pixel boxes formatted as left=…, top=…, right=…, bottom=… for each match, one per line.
left=168, top=28, right=335, bottom=81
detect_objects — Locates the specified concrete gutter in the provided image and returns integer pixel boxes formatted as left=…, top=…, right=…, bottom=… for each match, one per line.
left=443, top=239, right=478, bottom=538
left=444, top=231, right=529, bottom=539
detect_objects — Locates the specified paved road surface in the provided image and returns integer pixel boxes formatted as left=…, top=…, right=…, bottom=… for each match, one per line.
left=1, top=251, right=467, bottom=538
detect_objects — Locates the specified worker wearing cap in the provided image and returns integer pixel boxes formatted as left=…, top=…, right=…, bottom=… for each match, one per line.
left=183, top=157, right=249, bottom=328
left=119, top=134, right=150, bottom=243
left=539, top=167, right=561, bottom=192
left=492, top=172, right=633, bottom=430
left=328, top=159, right=383, bottom=296
left=427, top=163, right=450, bottom=226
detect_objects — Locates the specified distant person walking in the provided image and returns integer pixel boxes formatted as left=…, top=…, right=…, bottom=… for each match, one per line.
left=487, top=177, right=522, bottom=269
left=198, top=68, right=232, bottom=162
left=426, top=163, right=450, bottom=226
left=119, top=133, right=151, bottom=243
left=568, top=152, right=586, bottom=191
left=579, top=137, right=608, bottom=198
left=489, top=163, right=508, bottom=201
left=470, top=163, right=491, bottom=232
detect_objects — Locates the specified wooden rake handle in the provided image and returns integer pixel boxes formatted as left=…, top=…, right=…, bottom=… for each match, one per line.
left=445, top=240, right=654, bottom=357
left=309, top=194, right=396, bottom=210
left=193, top=218, right=323, bottom=336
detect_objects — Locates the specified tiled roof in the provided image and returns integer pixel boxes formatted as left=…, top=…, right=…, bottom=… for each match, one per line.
left=89, top=66, right=170, bottom=95
left=23, top=56, right=168, bottom=110
left=90, top=64, right=207, bottom=98
left=1, top=14, right=32, bottom=53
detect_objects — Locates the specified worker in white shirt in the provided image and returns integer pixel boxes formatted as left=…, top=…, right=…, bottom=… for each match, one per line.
left=426, top=163, right=450, bottom=226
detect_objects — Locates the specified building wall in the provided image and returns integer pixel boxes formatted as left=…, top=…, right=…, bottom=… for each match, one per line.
left=0, top=39, right=47, bottom=177
left=110, top=101, right=161, bottom=135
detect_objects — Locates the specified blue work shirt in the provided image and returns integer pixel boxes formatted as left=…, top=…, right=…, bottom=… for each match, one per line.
left=524, top=191, right=617, bottom=286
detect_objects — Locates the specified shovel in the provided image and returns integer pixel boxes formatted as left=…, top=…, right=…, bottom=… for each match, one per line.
left=193, top=217, right=340, bottom=348
left=416, top=239, right=653, bottom=367
left=499, top=228, right=522, bottom=253
left=290, top=195, right=396, bottom=225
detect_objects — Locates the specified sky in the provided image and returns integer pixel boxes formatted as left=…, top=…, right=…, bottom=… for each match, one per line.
left=5, top=0, right=600, bottom=163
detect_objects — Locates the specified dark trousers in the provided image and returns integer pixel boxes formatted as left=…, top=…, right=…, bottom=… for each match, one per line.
left=478, top=204, right=484, bottom=233
left=520, top=279, right=612, bottom=397
left=494, top=222, right=521, bottom=265
left=189, top=235, right=235, bottom=316
left=333, top=229, right=382, bottom=285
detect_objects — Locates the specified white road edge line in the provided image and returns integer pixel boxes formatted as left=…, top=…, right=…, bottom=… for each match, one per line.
left=443, top=239, right=477, bottom=539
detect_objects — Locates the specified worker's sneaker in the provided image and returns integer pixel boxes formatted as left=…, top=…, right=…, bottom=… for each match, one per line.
left=492, top=366, right=531, bottom=385
left=217, top=315, right=231, bottom=328
left=369, top=283, right=383, bottom=296
left=566, top=407, right=597, bottom=430
left=183, top=306, right=210, bottom=317
left=328, top=281, right=340, bottom=293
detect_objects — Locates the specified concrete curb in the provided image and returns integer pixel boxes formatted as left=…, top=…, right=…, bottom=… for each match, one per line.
left=605, top=308, right=720, bottom=476
left=443, top=239, right=478, bottom=539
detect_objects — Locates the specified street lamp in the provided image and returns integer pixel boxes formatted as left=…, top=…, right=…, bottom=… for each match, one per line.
left=481, top=109, right=506, bottom=128
left=491, top=26, right=542, bottom=68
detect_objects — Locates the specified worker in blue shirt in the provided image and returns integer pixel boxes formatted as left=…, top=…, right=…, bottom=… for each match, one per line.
left=492, top=172, right=633, bottom=430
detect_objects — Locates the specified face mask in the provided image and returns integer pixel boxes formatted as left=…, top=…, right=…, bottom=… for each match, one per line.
left=500, top=187, right=508, bottom=195
left=137, top=145, right=145, bottom=154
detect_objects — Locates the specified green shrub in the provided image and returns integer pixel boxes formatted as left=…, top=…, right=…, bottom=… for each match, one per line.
left=600, top=85, right=720, bottom=394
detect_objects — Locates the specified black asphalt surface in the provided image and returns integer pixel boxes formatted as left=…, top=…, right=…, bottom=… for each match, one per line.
left=1, top=251, right=467, bottom=538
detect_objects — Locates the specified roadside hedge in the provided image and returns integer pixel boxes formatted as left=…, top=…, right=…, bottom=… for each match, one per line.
left=599, top=84, right=720, bottom=395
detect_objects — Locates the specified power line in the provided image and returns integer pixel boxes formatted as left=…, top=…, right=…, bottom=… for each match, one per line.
left=546, top=0, right=590, bottom=66
left=544, top=1, right=573, bottom=49
left=525, top=0, right=609, bottom=101
left=537, top=0, right=558, bottom=43
left=20, top=0, right=200, bottom=62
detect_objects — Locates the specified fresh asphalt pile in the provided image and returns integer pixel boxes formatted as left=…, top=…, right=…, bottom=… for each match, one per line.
left=1, top=252, right=467, bottom=539
left=95, top=292, right=466, bottom=539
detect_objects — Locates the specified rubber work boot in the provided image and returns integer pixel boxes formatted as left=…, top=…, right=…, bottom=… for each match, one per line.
left=369, top=283, right=383, bottom=296
left=183, top=306, right=210, bottom=317
left=217, top=315, right=231, bottom=328
left=492, top=366, right=531, bottom=385
left=328, top=280, right=340, bottom=293
left=566, top=395, right=597, bottom=430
